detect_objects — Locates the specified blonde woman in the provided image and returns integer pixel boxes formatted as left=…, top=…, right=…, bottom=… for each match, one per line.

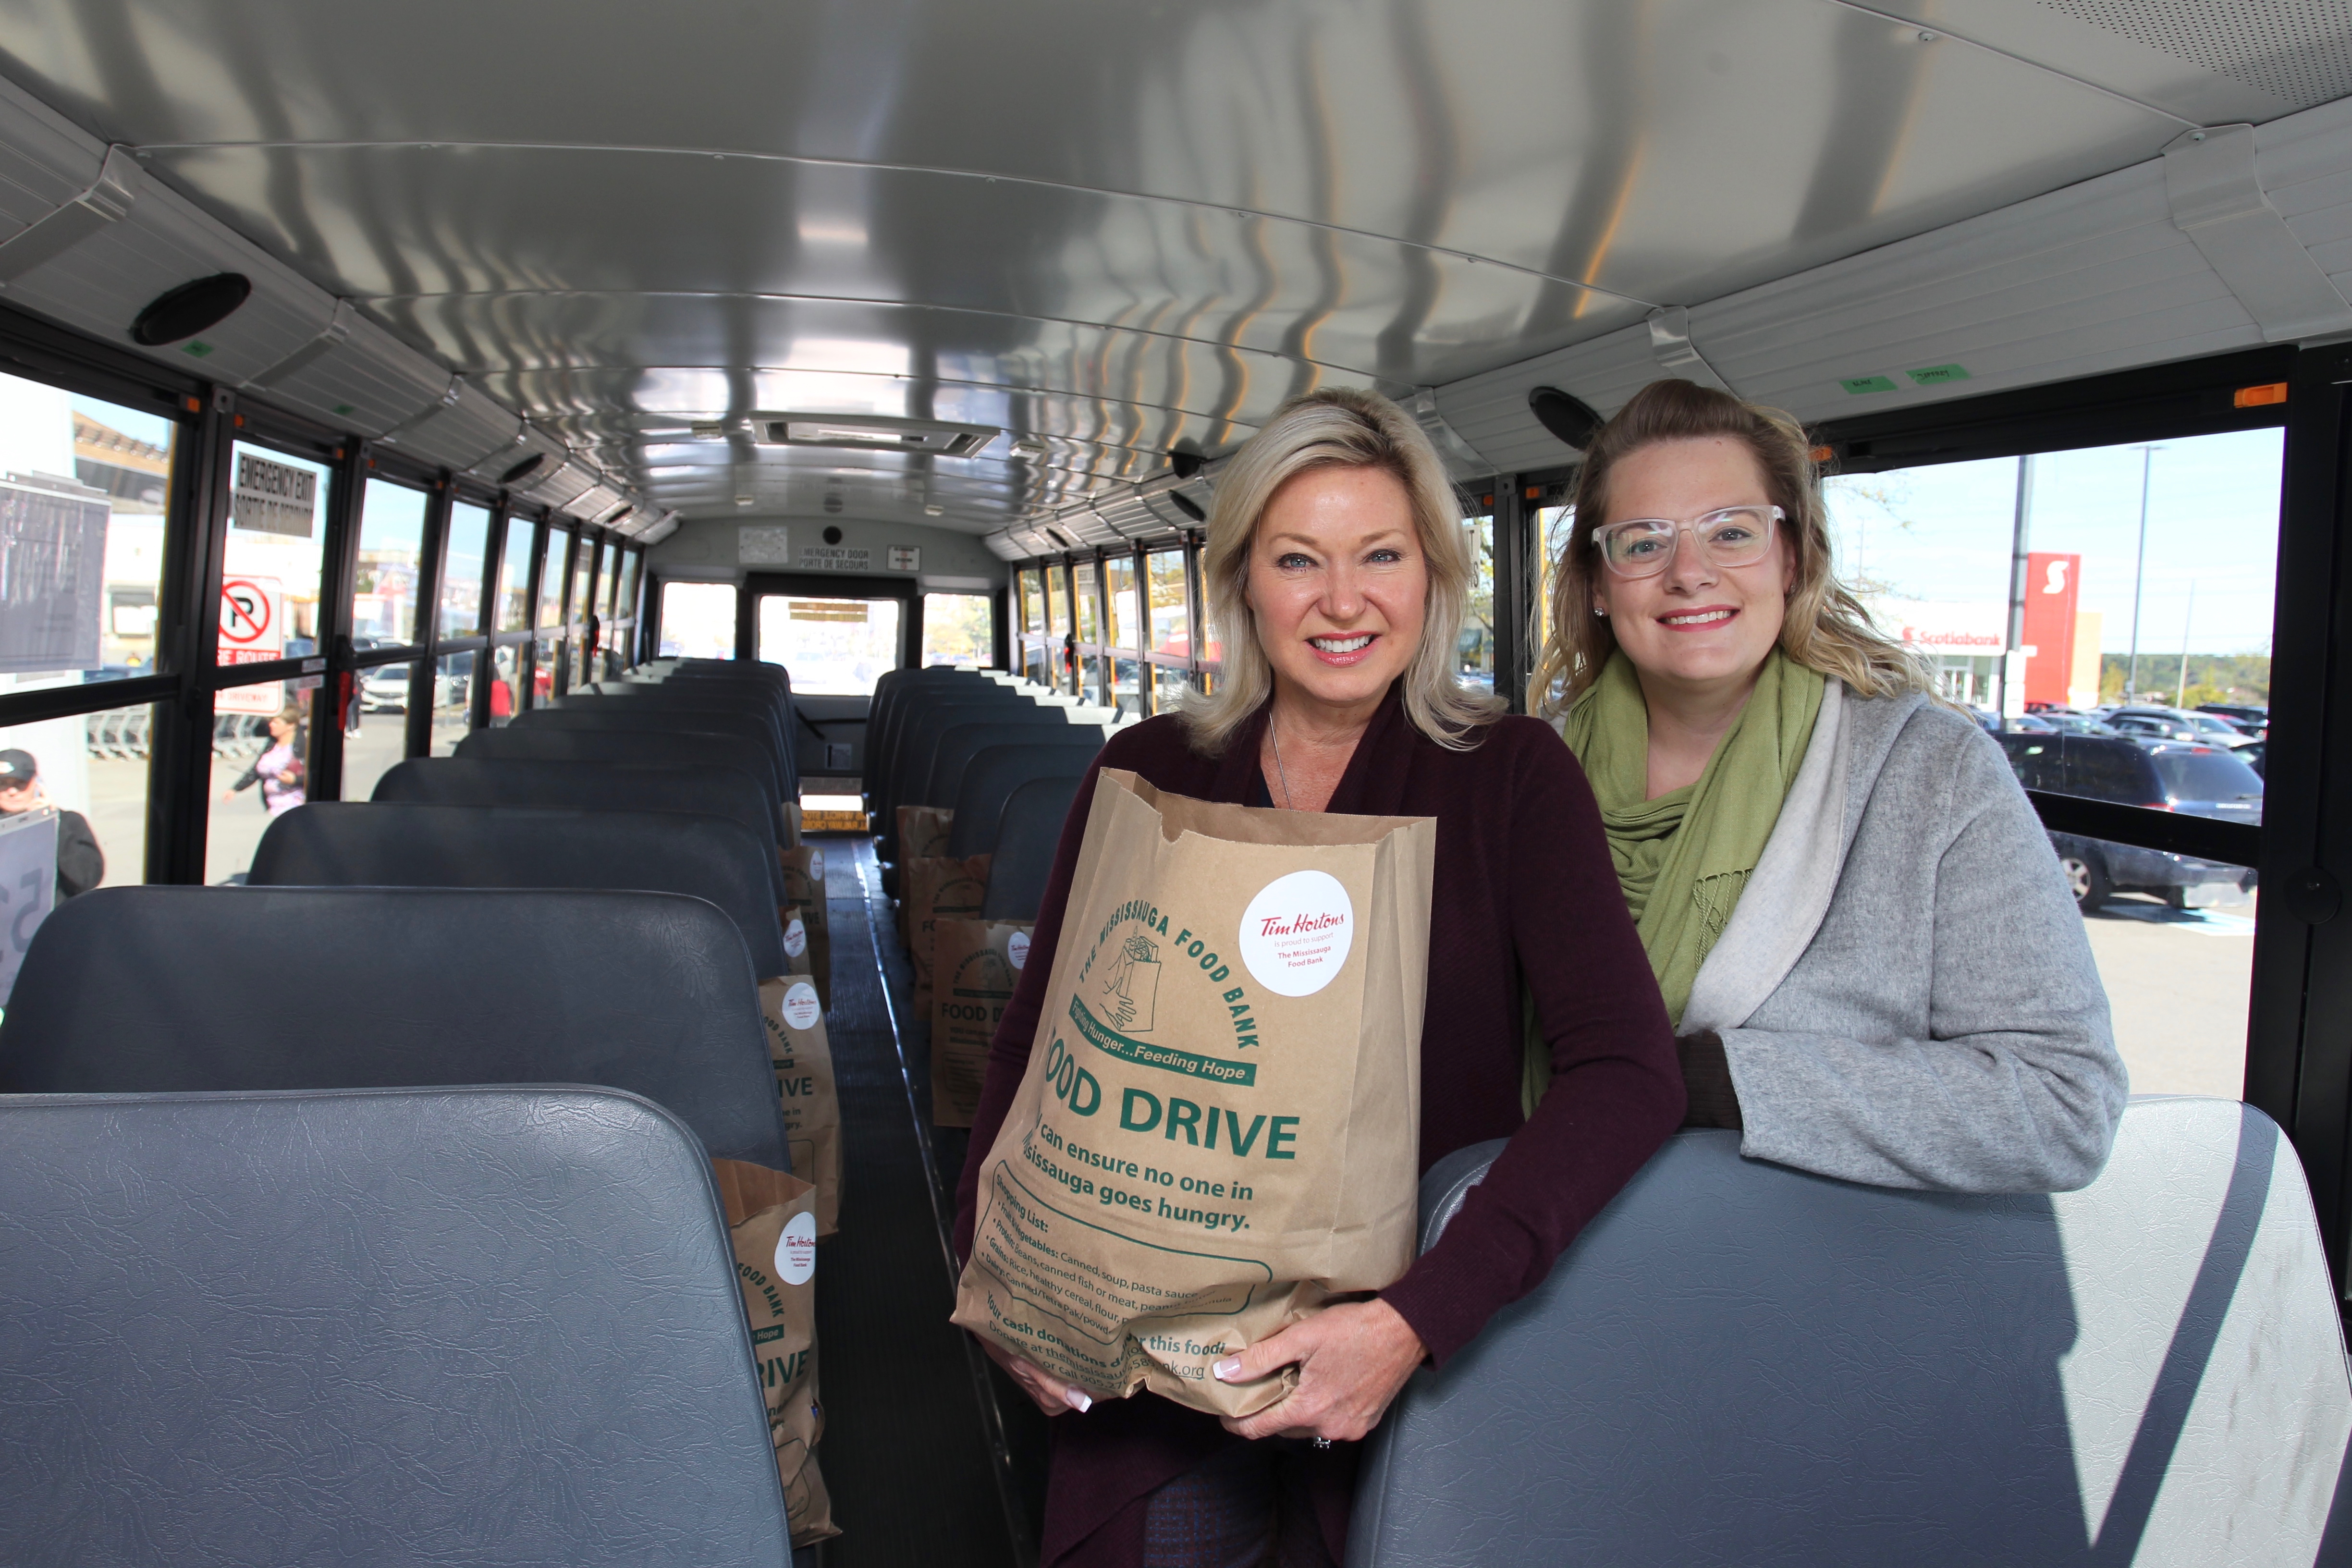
left=1534, top=378, right=2126, bottom=1190
left=954, top=388, right=1681, bottom=1568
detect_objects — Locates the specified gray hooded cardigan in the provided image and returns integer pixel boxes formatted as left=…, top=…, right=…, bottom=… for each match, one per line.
left=1678, top=679, right=2130, bottom=1194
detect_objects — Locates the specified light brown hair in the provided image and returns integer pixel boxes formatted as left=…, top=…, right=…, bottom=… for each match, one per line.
left=1532, top=378, right=1930, bottom=715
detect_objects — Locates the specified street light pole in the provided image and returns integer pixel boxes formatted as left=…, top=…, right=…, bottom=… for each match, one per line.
left=2177, top=577, right=2197, bottom=709
left=2125, top=446, right=2157, bottom=700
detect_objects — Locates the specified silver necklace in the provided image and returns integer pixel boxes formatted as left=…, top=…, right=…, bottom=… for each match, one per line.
left=1268, top=711, right=1295, bottom=808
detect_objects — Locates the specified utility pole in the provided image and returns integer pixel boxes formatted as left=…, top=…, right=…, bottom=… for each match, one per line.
left=2177, top=577, right=2197, bottom=709
left=2001, top=453, right=2034, bottom=720
left=2125, top=446, right=2158, bottom=701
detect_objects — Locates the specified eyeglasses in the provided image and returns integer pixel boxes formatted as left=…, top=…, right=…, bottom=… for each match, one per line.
left=1592, top=505, right=1782, bottom=578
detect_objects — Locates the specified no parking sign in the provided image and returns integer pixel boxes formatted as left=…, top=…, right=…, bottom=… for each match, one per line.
left=218, top=576, right=285, bottom=715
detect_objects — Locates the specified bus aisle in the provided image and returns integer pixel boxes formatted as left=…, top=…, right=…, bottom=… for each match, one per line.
left=818, top=832, right=1031, bottom=1568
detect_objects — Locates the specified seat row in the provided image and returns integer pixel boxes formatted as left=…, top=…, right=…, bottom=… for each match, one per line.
left=865, top=664, right=1115, bottom=919
left=0, top=655, right=830, bottom=1566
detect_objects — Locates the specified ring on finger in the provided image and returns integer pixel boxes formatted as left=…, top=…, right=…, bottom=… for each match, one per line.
left=1312, top=1436, right=1332, bottom=1450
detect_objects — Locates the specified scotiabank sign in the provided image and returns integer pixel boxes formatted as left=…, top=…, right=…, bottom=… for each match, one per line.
left=1892, top=601, right=2005, bottom=652
left=2022, top=553, right=2081, bottom=707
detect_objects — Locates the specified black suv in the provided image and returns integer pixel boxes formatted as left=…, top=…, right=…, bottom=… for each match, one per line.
left=1997, top=734, right=2261, bottom=911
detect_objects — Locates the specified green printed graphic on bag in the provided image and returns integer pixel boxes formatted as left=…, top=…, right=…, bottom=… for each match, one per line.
left=908, top=852, right=990, bottom=1018
left=931, top=917, right=1034, bottom=1127
left=760, top=977, right=843, bottom=1237
left=950, top=770, right=1434, bottom=1418
left=716, top=1159, right=838, bottom=1547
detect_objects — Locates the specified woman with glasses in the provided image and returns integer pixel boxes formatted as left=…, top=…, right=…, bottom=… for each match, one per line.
left=1534, top=378, right=2126, bottom=1191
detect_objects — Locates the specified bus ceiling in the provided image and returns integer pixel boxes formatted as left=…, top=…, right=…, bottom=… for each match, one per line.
left=0, top=3, right=2343, bottom=554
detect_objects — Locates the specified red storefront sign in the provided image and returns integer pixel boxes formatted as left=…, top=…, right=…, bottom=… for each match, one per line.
left=2022, top=552, right=2080, bottom=708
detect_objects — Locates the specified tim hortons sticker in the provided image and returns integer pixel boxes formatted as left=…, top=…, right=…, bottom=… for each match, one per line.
left=785, top=916, right=808, bottom=957
left=776, top=1210, right=818, bottom=1284
left=782, top=981, right=822, bottom=1031
left=1009, top=930, right=1031, bottom=969
left=1237, top=870, right=1354, bottom=998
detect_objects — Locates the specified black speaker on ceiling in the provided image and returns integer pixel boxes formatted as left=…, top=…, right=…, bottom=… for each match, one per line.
left=1168, top=449, right=1204, bottom=480
left=498, top=452, right=547, bottom=487
left=1529, top=385, right=1604, bottom=452
left=130, top=272, right=252, bottom=346
left=1168, top=490, right=1206, bottom=523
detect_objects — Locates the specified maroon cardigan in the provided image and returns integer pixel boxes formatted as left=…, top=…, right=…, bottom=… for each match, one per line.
left=952, top=686, right=1681, bottom=1567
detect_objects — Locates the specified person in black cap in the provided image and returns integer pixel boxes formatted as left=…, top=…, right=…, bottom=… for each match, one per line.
left=0, top=749, right=104, bottom=899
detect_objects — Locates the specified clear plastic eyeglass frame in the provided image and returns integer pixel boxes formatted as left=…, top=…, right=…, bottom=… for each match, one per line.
left=1591, top=505, right=1783, bottom=578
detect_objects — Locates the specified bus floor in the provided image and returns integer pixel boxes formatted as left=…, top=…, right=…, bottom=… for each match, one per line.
left=820, top=835, right=1043, bottom=1568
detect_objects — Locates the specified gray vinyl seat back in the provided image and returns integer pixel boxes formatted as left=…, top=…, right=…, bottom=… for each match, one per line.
left=0, top=1086, right=791, bottom=1567
left=559, top=689, right=786, bottom=760
left=911, top=713, right=1096, bottom=811
left=453, top=725, right=786, bottom=833
left=867, top=667, right=987, bottom=782
left=558, top=690, right=797, bottom=796
left=374, top=757, right=785, bottom=897
left=947, top=740, right=1103, bottom=858
left=249, top=802, right=788, bottom=979
left=0, top=885, right=788, bottom=1169
left=874, top=690, right=1037, bottom=853
left=595, top=674, right=793, bottom=736
left=512, top=708, right=788, bottom=801
left=980, top=772, right=1084, bottom=921
left=874, top=684, right=1027, bottom=804
left=1348, top=1099, right=2352, bottom=1568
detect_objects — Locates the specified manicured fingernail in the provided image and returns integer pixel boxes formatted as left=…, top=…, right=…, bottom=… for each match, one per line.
left=1065, top=1389, right=1092, bottom=1412
left=1213, top=1358, right=1242, bottom=1381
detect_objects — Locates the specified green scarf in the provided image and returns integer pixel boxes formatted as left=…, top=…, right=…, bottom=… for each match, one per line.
left=1568, top=649, right=1822, bottom=1027
left=1521, top=648, right=1823, bottom=1114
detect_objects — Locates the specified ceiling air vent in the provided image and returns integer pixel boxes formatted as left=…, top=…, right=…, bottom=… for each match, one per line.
left=754, top=413, right=998, bottom=457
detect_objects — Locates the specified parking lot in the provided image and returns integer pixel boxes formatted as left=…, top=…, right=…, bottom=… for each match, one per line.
left=2080, top=894, right=2255, bottom=1099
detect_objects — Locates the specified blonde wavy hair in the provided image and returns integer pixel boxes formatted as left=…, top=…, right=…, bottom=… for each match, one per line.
left=1179, top=388, right=1503, bottom=754
left=1532, top=379, right=1931, bottom=716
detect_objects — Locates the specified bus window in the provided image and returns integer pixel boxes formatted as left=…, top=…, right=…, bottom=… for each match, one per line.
left=920, top=592, right=992, bottom=668
left=428, top=649, right=476, bottom=757
left=1073, top=559, right=1102, bottom=702
left=352, top=478, right=427, bottom=647
left=0, top=377, right=176, bottom=889
left=342, top=660, right=413, bottom=803
left=494, top=518, right=535, bottom=634
left=756, top=596, right=900, bottom=695
left=207, top=680, right=315, bottom=885
left=1018, top=567, right=1049, bottom=684
left=439, top=502, right=490, bottom=639
left=658, top=581, right=736, bottom=660
left=535, top=529, right=569, bottom=631
left=482, top=646, right=523, bottom=730
left=1146, top=547, right=1191, bottom=715
left=1824, top=429, right=2281, bottom=1099
left=1105, top=554, right=1142, bottom=718
left=1459, top=512, right=1495, bottom=695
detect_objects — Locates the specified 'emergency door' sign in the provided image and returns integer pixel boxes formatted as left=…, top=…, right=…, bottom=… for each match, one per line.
left=232, top=453, right=317, bottom=538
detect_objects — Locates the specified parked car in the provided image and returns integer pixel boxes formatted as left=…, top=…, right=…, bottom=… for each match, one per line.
left=2238, top=740, right=2266, bottom=778
left=2106, top=710, right=2202, bottom=744
left=1997, top=733, right=2260, bottom=912
left=2108, top=705, right=2256, bottom=748
left=2197, top=702, right=2268, bottom=736
left=359, top=664, right=416, bottom=713
left=2043, top=712, right=2123, bottom=738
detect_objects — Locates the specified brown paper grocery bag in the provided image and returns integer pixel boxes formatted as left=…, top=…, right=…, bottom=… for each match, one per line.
left=778, top=906, right=830, bottom=1010
left=930, top=918, right=1035, bottom=1127
left=759, top=977, right=843, bottom=1237
left=906, top=853, right=990, bottom=1020
left=782, top=846, right=833, bottom=1004
left=894, top=805, right=954, bottom=943
left=713, top=1158, right=838, bottom=1546
left=950, top=770, right=1434, bottom=1418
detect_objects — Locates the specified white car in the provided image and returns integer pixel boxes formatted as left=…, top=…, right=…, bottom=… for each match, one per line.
left=359, top=665, right=416, bottom=712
